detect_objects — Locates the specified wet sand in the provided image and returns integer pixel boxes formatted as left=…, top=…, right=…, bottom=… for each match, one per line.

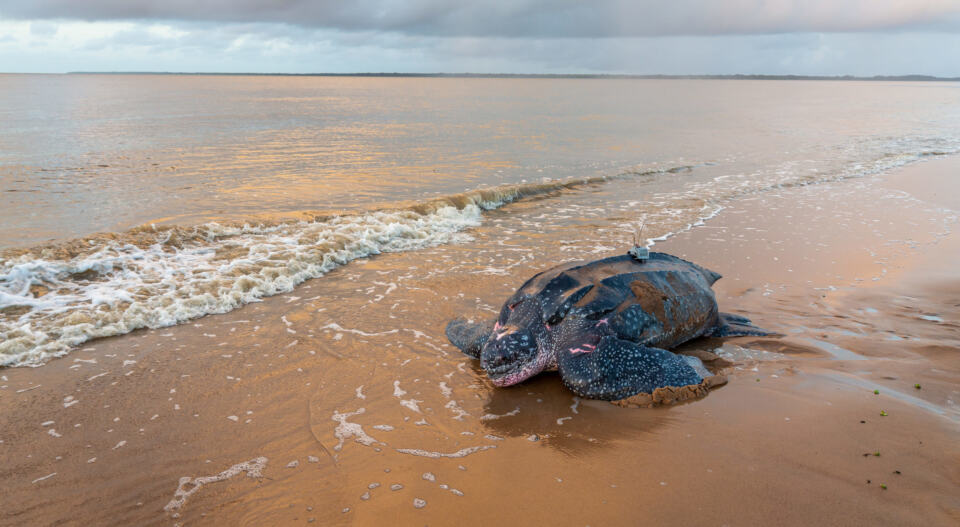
left=2, top=156, right=959, bottom=526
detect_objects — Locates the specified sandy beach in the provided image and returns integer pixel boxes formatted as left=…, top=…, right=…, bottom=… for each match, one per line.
left=2, top=151, right=958, bottom=526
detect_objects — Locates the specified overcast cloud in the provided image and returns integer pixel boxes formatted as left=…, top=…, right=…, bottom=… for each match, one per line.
left=0, top=1, right=958, bottom=74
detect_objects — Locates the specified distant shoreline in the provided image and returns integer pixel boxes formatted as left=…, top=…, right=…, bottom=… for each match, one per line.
left=57, top=72, right=960, bottom=81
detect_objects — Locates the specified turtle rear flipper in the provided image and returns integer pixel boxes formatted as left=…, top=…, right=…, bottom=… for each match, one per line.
left=708, top=312, right=777, bottom=338
left=556, top=334, right=703, bottom=400
left=445, top=317, right=495, bottom=359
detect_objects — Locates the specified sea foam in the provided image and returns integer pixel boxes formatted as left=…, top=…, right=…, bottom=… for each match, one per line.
left=0, top=165, right=686, bottom=367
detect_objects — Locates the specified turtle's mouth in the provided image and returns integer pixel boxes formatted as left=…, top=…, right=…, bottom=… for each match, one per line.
left=485, top=347, right=552, bottom=387
left=487, top=361, right=539, bottom=386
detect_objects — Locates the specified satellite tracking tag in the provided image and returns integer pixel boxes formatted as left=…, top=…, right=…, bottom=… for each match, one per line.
left=628, top=245, right=649, bottom=262
left=628, top=223, right=649, bottom=262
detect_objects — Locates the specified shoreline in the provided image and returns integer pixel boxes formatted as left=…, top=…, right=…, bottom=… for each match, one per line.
left=2, top=155, right=959, bottom=526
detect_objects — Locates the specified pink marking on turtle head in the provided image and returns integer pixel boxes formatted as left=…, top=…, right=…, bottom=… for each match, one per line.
left=595, top=318, right=609, bottom=327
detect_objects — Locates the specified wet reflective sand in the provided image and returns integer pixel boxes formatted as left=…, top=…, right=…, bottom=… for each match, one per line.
left=2, top=157, right=958, bottom=526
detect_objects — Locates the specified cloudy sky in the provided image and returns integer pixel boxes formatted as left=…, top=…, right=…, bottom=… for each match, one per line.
left=1, top=1, right=959, bottom=75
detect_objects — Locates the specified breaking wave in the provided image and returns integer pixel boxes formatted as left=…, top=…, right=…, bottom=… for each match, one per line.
left=0, top=166, right=685, bottom=367
left=1, top=138, right=956, bottom=367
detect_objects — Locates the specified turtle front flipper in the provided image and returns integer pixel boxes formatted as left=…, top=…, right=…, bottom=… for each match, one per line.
left=445, top=317, right=495, bottom=359
left=556, top=334, right=704, bottom=400
left=708, top=312, right=777, bottom=338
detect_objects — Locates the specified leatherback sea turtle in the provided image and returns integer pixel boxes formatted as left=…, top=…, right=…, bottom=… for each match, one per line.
left=446, top=252, right=771, bottom=401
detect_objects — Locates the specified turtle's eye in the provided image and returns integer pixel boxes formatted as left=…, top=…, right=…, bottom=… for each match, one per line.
left=508, top=302, right=520, bottom=310
left=546, top=312, right=565, bottom=326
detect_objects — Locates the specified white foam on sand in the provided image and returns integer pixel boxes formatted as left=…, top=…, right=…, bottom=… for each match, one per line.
left=331, top=408, right=380, bottom=452
left=479, top=407, right=520, bottom=421
left=395, top=445, right=497, bottom=458
left=163, top=456, right=267, bottom=513
left=438, top=382, right=452, bottom=398
left=32, top=472, right=56, bottom=484
left=444, top=400, right=469, bottom=420
left=400, top=399, right=423, bottom=413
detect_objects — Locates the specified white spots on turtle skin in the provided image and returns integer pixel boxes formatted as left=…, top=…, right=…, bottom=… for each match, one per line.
left=559, top=333, right=702, bottom=399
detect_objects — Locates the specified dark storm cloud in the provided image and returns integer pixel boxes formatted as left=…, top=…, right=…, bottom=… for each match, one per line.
left=2, top=1, right=960, bottom=38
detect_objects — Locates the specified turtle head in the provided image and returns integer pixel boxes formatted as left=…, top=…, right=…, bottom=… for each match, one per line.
left=480, top=296, right=549, bottom=386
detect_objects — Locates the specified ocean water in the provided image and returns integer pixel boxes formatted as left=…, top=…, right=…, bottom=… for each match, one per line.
left=2, top=74, right=959, bottom=366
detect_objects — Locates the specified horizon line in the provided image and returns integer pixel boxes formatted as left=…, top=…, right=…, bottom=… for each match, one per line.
left=3, top=72, right=958, bottom=81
